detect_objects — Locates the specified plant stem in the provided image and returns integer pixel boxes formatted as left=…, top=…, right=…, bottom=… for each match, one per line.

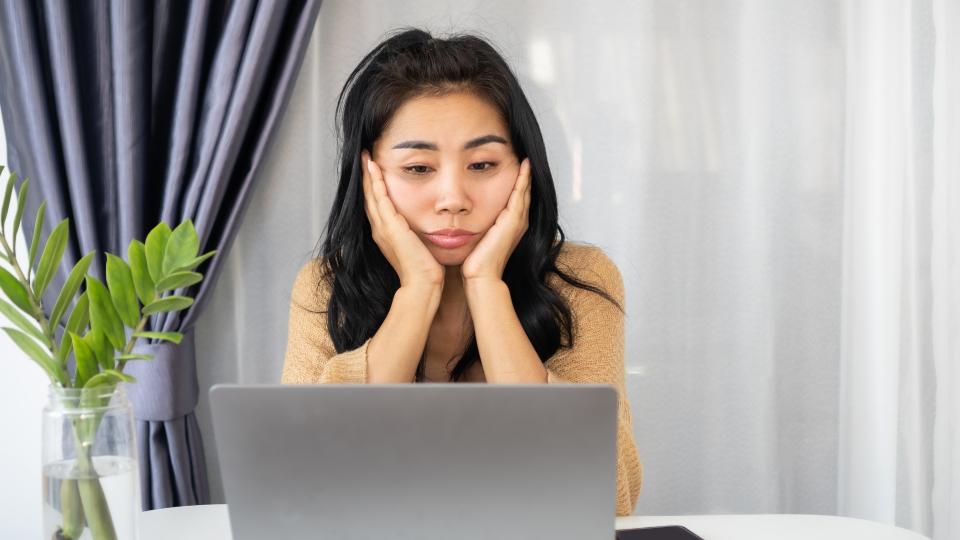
left=76, top=475, right=117, bottom=540
left=66, top=398, right=118, bottom=540
left=58, top=479, right=84, bottom=539
left=117, top=316, right=149, bottom=372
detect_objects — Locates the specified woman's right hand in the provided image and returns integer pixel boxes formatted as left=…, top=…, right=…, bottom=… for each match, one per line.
left=361, top=150, right=445, bottom=289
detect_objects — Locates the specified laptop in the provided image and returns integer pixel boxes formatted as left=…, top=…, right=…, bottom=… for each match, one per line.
left=209, top=384, right=619, bottom=540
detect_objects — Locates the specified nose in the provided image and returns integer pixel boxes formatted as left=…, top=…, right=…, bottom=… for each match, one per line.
left=433, top=168, right=472, bottom=215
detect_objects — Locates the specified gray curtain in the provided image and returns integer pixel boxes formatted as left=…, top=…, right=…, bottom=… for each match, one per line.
left=0, top=0, right=322, bottom=510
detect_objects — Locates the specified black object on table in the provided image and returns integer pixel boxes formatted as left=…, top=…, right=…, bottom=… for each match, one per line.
left=616, top=525, right=707, bottom=540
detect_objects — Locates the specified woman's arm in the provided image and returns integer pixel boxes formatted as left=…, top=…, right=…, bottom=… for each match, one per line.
left=461, top=158, right=545, bottom=383
left=468, top=246, right=642, bottom=516
left=280, top=260, right=442, bottom=384
left=543, top=247, right=642, bottom=516
left=465, top=277, right=548, bottom=383
left=367, top=283, right=442, bottom=383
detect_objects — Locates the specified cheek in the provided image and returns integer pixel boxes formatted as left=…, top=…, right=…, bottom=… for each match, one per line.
left=381, top=168, right=520, bottom=230
left=474, top=171, right=517, bottom=223
left=383, top=177, right=430, bottom=219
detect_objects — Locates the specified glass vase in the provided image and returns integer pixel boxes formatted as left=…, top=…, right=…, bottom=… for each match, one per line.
left=41, top=384, right=140, bottom=540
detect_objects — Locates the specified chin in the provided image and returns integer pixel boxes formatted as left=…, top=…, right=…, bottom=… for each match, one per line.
left=429, top=246, right=473, bottom=267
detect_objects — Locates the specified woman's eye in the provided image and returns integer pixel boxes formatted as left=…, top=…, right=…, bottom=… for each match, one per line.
left=403, top=165, right=432, bottom=175
left=402, top=162, right=497, bottom=175
left=469, top=161, right=498, bottom=171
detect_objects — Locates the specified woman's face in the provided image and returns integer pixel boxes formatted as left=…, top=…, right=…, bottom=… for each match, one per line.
left=371, top=91, right=519, bottom=267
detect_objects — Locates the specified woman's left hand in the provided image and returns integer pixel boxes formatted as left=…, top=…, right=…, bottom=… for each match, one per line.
left=461, top=157, right=532, bottom=282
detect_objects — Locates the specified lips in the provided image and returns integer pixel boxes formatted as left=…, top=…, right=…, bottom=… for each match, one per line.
left=424, top=228, right=477, bottom=249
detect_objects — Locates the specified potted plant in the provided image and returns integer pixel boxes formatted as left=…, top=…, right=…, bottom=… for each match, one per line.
left=0, top=166, right=215, bottom=540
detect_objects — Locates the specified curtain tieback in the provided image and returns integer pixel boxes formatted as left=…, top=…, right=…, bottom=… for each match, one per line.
left=125, top=331, right=198, bottom=421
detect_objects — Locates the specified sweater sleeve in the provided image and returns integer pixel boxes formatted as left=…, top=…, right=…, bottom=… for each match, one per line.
left=280, top=259, right=370, bottom=384
left=544, top=247, right=642, bottom=517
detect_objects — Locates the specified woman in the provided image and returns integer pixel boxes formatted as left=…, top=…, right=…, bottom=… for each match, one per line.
left=281, top=28, right=642, bottom=516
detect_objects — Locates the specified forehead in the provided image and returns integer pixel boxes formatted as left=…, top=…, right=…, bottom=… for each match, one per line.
left=379, top=92, right=509, bottom=146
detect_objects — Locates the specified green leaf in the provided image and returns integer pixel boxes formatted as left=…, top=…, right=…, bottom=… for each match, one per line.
left=117, top=353, right=152, bottom=361
left=65, top=292, right=90, bottom=335
left=70, top=332, right=98, bottom=388
left=27, top=200, right=46, bottom=275
left=1, top=170, right=17, bottom=230
left=49, top=251, right=95, bottom=330
left=145, top=222, right=172, bottom=284
left=12, top=177, right=29, bottom=242
left=162, top=220, right=200, bottom=276
left=155, top=271, right=202, bottom=292
left=57, top=292, right=90, bottom=366
left=132, top=330, right=183, bottom=344
left=85, top=276, right=126, bottom=350
left=170, top=250, right=216, bottom=274
left=88, top=327, right=113, bottom=371
left=84, top=369, right=135, bottom=388
left=105, top=253, right=140, bottom=328
left=127, top=240, right=155, bottom=305
left=0, top=297, right=46, bottom=344
left=4, top=326, right=65, bottom=386
left=33, top=218, right=69, bottom=298
left=0, top=266, right=34, bottom=315
left=142, top=295, right=193, bottom=315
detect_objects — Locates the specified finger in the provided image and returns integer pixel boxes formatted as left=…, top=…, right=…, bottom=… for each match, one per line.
left=365, top=159, right=387, bottom=234
left=519, top=158, right=531, bottom=194
left=368, top=158, right=402, bottom=222
left=505, top=183, right=523, bottom=215
left=522, top=188, right=530, bottom=224
left=361, top=152, right=381, bottom=228
left=521, top=158, right=532, bottom=222
left=506, top=159, right=529, bottom=214
left=523, top=158, right=532, bottom=193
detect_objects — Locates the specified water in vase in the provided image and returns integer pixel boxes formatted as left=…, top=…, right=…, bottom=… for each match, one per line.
left=42, top=456, right=139, bottom=540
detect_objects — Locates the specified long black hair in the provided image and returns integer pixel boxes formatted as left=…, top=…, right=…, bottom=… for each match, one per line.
left=315, top=28, right=621, bottom=382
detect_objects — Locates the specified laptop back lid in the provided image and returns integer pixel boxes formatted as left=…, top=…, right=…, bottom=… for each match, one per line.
left=210, top=384, right=618, bottom=540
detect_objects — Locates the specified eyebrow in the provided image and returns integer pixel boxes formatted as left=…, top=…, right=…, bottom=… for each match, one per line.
left=391, top=134, right=509, bottom=151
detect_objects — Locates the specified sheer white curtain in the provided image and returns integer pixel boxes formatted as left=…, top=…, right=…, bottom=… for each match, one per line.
left=929, top=1, right=958, bottom=538
left=193, top=1, right=958, bottom=538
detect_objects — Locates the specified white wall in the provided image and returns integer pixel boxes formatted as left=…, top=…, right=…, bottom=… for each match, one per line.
left=0, top=111, right=50, bottom=537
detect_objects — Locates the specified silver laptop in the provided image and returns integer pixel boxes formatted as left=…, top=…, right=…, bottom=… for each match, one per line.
left=209, top=384, right=619, bottom=540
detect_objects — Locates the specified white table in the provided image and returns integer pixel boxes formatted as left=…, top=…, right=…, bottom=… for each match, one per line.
left=139, top=504, right=931, bottom=539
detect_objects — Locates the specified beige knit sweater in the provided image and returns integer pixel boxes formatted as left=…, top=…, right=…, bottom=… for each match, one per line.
left=280, top=241, right=642, bottom=516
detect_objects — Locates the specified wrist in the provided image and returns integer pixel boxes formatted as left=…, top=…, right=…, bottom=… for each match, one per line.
left=397, top=282, right=443, bottom=309
left=463, top=277, right=507, bottom=299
